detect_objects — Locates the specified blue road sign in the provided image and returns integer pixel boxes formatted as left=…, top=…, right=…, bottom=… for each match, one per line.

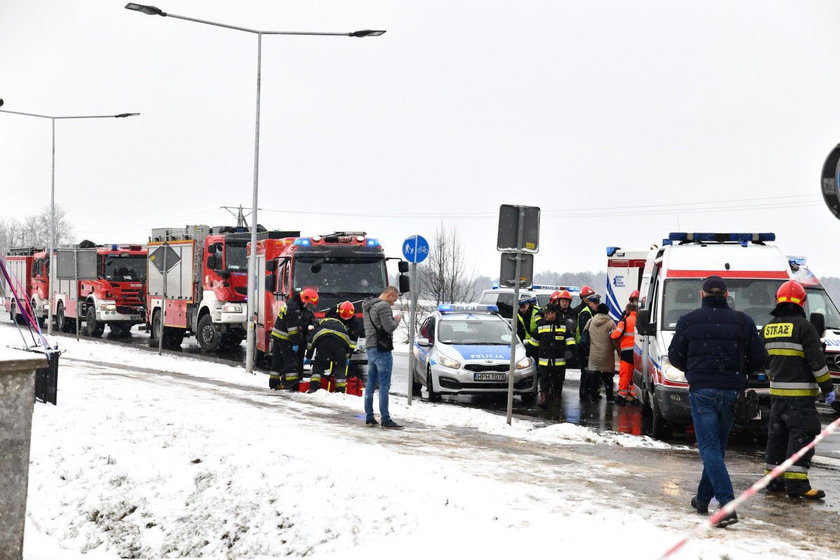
left=402, top=235, right=430, bottom=263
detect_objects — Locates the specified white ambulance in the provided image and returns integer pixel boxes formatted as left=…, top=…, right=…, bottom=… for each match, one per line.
left=628, top=232, right=840, bottom=439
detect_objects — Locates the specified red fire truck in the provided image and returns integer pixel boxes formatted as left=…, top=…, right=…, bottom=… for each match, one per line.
left=146, top=225, right=252, bottom=351
left=3, top=248, right=43, bottom=324
left=4, top=243, right=146, bottom=337
left=253, top=231, right=404, bottom=370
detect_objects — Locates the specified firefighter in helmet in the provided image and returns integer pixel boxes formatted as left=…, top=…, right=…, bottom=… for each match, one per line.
left=762, top=280, right=835, bottom=499
left=527, top=303, right=576, bottom=407
left=549, top=290, right=578, bottom=361
left=305, top=300, right=358, bottom=393
left=270, top=288, right=318, bottom=391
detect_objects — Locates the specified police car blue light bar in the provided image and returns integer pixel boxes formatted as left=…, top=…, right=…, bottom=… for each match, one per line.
left=437, top=304, right=499, bottom=314
left=668, top=232, right=776, bottom=243
left=294, top=238, right=312, bottom=246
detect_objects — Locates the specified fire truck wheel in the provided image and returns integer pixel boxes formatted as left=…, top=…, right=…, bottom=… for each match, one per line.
left=163, top=328, right=184, bottom=349
left=55, top=303, right=70, bottom=333
left=108, top=323, right=131, bottom=338
left=197, top=314, right=222, bottom=353
left=84, top=305, right=104, bottom=338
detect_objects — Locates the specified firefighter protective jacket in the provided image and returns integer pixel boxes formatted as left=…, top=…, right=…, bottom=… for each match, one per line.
left=527, top=318, right=575, bottom=367
left=762, top=311, right=832, bottom=398
left=271, top=297, right=313, bottom=348
left=306, top=316, right=352, bottom=360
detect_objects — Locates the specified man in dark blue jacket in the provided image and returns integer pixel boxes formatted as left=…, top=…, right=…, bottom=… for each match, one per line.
left=667, top=275, right=767, bottom=528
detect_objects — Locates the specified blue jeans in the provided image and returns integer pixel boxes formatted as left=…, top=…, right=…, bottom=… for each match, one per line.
left=364, top=348, right=392, bottom=423
left=689, top=388, right=739, bottom=507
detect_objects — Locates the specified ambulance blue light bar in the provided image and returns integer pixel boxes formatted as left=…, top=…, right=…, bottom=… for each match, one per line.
left=437, top=304, right=499, bottom=314
left=667, top=232, right=775, bottom=244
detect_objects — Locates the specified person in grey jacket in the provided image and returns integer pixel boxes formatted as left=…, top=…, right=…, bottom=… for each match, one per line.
left=584, top=303, right=619, bottom=402
left=362, top=286, right=403, bottom=429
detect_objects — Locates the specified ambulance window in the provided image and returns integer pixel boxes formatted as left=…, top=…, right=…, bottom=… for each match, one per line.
left=646, top=266, right=661, bottom=326
left=805, top=288, right=840, bottom=330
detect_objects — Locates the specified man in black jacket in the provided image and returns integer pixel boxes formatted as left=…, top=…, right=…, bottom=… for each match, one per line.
left=762, top=280, right=835, bottom=499
left=668, top=275, right=767, bottom=527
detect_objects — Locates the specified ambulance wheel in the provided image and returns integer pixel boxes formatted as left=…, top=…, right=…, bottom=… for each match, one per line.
left=648, top=396, right=672, bottom=440
left=83, top=305, right=104, bottom=337
left=197, top=314, right=222, bottom=353
left=426, top=368, right=440, bottom=402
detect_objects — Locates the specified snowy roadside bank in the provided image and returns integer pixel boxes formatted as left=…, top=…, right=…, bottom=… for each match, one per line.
left=0, top=324, right=817, bottom=559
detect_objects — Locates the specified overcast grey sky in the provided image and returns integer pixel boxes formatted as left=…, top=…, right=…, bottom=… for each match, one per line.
left=2, top=0, right=840, bottom=280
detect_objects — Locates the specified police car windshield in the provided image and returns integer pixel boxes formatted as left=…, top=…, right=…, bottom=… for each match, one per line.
left=662, top=278, right=782, bottom=329
left=438, top=318, right=511, bottom=345
left=804, top=288, right=840, bottom=330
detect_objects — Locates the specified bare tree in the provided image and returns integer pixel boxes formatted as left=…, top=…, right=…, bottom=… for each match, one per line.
left=0, top=205, right=74, bottom=255
left=418, top=224, right=477, bottom=305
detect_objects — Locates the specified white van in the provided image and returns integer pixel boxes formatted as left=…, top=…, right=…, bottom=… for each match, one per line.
left=477, top=284, right=581, bottom=320
left=630, top=232, right=840, bottom=438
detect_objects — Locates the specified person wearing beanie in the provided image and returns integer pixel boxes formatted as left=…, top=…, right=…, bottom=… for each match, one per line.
left=582, top=303, right=618, bottom=402
left=667, top=275, right=766, bottom=528
left=575, top=292, right=601, bottom=402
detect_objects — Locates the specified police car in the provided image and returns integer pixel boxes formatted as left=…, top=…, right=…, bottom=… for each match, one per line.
left=478, top=284, right=582, bottom=319
left=412, top=304, right=537, bottom=404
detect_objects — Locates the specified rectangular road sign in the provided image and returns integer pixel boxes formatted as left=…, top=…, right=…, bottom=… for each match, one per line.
left=497, top=204, right=540, bottom=253
left=500, top=252, right=533, bottom=287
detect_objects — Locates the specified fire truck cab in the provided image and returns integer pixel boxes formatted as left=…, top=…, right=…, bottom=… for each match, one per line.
left=52, top=242, right=147, bottom=337
left=254, top=231, right=390, bottom=370
left=146, top=225, right=250, bottom=351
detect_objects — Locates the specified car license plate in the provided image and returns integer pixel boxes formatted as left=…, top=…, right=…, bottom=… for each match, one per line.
left=474, top=372, right=506, bottom=382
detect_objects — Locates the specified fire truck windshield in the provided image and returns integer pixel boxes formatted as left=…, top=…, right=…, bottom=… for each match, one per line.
left=294, top=256, right=387, bottom=295
left=102, top=256, right=147, bottom=282
left=225, top=243, right=248, bottom=271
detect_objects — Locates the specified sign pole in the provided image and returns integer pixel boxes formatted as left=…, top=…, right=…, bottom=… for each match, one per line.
left=158, top=243, right=167, bottom=356
left=506, top=207, right=525, bottom=425
left=401, top=234, right=429, bottom=406
left=407, top=259, right=418, bottom=405
left=74, top=247, right=80, bottom=341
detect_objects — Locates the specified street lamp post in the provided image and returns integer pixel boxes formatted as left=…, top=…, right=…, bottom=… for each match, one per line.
left=125, top=3, right=385, bottom=373
left=0, top=108, right=139, bottom=337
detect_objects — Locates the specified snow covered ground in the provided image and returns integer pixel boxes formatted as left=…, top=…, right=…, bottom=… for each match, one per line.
left=0, top=322, right=819, bottom=559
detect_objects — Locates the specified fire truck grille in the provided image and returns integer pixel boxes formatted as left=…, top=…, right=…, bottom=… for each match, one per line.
left=116, top=306, right=140, bottom=314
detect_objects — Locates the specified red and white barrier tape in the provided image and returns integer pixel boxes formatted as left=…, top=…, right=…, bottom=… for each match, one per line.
left=659, top=414, right=840, bottom=559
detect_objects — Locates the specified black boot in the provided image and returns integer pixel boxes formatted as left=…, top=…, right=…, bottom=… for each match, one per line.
left=307, top=381, right=320, bottom=394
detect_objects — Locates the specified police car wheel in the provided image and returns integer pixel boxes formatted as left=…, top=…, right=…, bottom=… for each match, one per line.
left=426, top=368, right=440, bottom=402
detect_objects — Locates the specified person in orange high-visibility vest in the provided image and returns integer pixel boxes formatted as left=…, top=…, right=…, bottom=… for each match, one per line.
left=610, top=290, right=639, bottom=405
